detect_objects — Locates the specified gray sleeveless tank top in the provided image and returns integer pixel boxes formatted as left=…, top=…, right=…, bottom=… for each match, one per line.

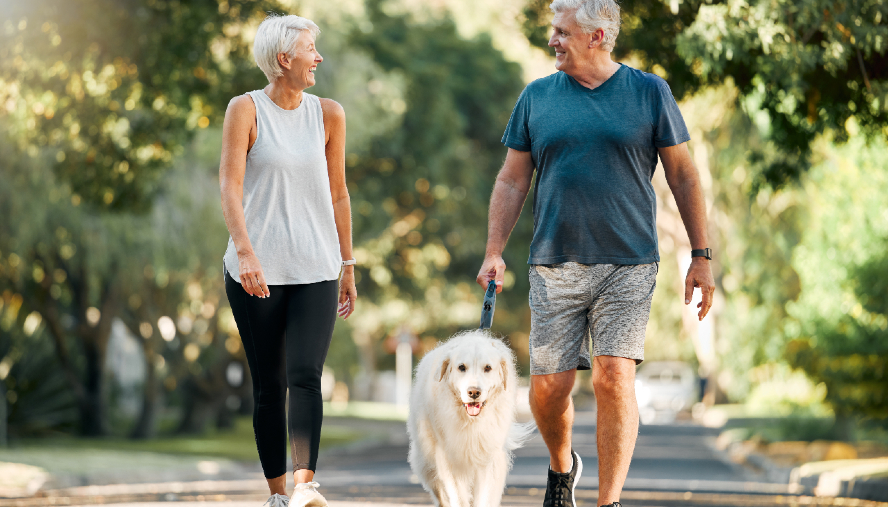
left=223, top=90, right=341, bottom=285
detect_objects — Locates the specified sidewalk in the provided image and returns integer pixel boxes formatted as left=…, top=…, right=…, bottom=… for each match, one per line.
left=706, top=410, right=888, bottom=502
left=4, top=410, right=888, bottom=507
left=0, top=415, right=408, bottom=500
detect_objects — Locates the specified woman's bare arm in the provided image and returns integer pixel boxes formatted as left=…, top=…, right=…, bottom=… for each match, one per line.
left=219, top=94, right=269, bottom=298
left=320, top=98, right=356, bottom=318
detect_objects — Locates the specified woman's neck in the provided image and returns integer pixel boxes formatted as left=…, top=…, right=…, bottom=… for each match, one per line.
left=264, top=81, right=305, bottom=110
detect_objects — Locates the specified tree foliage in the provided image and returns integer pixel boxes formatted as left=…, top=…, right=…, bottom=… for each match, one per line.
left=1, top=0, right=537, bottom=436
left=0, top=0, right=276, bottom=211
left=315, top=0, right=533, bottom=373
left=782, top=137, right=888, bottom=426
left=521, top=0, right=888, bottom=189
left=0, top=0, right=278, bottom=435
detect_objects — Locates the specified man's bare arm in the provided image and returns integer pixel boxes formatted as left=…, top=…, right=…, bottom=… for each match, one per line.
left=659, top=142, right=715, bottom=320
left=476, top=148, right=535, bottom=293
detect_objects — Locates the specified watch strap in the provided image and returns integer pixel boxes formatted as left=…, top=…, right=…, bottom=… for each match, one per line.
left=691, top=248, right=712, bottom=260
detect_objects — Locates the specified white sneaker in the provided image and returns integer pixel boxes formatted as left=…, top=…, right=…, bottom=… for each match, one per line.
left=263, top=493, right=290, bottom=507
left=290, top=482, right=328, bottom=507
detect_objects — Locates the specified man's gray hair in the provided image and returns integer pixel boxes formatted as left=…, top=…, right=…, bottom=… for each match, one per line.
left=550, top=0, right=621, bottom=52
left=253, top=14, right=320, bottom=83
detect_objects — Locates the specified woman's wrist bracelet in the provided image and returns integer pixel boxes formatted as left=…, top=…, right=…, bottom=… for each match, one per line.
left=342, top=259, right=356, bottom=266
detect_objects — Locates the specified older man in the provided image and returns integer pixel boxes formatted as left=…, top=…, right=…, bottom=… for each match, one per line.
left=476, top=1, right=715, bottom=506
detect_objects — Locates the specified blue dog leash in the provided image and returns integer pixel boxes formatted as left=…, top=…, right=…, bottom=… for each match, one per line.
left=479, top=280, right=496, bottom=330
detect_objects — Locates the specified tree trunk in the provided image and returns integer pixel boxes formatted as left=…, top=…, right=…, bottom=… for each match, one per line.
left=176, top=377, right=218, bottom=434
left=352, top=331, right=376, bottom=401
left=833, top=412, right=855, bottom=441
left=79, top=339, right=106, bottom=436
left=75, top=275, right=118, bottom=437
left=130, top=349, right=159, bottom=439
left=0, top=382, right=6, bottom=447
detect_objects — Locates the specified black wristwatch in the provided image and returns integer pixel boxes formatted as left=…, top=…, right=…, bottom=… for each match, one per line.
left=691, top=248, right=712, bottom=260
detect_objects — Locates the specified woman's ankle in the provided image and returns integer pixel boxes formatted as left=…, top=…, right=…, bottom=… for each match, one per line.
left=267, top=473, right=288, bottom=496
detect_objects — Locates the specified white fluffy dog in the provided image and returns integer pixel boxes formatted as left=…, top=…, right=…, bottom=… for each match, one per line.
left=408, top=330, right=533, bottom=507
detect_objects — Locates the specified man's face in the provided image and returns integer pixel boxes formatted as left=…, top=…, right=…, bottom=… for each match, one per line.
left=548, top=9, right=596, bottom=74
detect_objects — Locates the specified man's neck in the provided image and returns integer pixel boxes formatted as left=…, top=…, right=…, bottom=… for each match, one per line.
left=566, top=54, right=621, bottom=91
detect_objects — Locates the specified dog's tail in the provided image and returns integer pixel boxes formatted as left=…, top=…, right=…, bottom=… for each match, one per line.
left=506, top=421, right=537, bottom=451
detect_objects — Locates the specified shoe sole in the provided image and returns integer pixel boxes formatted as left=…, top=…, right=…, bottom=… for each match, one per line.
left=572, top=451, right=583, bottom=507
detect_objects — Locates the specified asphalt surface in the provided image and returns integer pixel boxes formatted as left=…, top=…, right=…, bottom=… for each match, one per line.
left=316, top=411, right=790, bottom=502
left=19, top=411, right=881, bottom=507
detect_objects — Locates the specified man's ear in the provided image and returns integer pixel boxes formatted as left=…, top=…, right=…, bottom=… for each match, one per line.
left=438, top=358, right=450, bottom=382
left=588, top=28, right=605, bottom=49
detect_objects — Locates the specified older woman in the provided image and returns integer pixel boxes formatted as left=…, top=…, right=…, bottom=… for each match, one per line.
left=219, top=13, right=356, bottom=507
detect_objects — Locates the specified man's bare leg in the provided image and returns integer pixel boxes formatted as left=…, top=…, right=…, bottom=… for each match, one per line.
left=530, top=369, right=576, bottom=473
left=592, top=356, right=638, bottom=506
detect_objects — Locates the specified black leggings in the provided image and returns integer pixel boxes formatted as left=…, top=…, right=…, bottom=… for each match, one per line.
left=225, top=270, right=338, bottom=477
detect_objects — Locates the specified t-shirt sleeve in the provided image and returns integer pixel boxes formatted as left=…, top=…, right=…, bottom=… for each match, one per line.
left=501, top=87, right=532, bottom=152
left=653, top=80, right=691, bottom=148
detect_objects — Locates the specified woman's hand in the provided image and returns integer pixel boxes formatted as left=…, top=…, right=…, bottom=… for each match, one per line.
left=338, top=266, right=357, bottom=319
left=238, top=252, right=270, bottom=298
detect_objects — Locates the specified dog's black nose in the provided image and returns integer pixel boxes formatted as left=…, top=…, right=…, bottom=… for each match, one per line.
left=468, top=387, right=481, bottom=399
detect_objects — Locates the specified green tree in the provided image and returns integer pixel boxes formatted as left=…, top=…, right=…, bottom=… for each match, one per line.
left=783, top=137, right=888, bottom=433
left=0, top=140, right=133, bottom=436
left=520, top=0, right=888, bottom=189
left=1, top=0, right=277, bottom=210
left=329, top=0, right=532, bottom=378
left=0, top=0, right=279, bottom=435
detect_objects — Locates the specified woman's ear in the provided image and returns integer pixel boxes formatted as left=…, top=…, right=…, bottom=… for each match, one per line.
left=277, top=52, right=292, bottom=71
left=438, top=358, right=450, bottom=382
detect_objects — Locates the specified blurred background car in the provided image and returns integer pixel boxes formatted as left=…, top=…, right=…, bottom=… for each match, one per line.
left=635, top=361, right=698, bottom=424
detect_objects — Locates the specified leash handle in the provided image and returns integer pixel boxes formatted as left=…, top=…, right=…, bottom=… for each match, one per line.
left=479, top=280, right=496, bottom=329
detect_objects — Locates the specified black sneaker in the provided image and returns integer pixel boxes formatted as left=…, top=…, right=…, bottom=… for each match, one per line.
left=599, top=503, right=622, bottom=507
left=543, top=450, right=583, bottom=507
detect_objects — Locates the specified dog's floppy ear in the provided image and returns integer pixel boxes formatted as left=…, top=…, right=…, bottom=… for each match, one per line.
left=500, top=360, right=508, bottom=391
left=438, top=358, right=450, bottom=382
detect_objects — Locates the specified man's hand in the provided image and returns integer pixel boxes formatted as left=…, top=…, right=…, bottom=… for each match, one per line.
left=685, top=258, right=714, bottom=320
left=476, top=254, right=507, bottom=294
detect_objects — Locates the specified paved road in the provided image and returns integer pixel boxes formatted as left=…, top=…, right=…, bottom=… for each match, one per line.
left=26, top=412, right=815, bottom=507
left=315, top=411, right=789, bottom=503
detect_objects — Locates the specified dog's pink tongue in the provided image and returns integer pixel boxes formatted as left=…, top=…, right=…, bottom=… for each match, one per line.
left=466, top=402, right=482, bottom=416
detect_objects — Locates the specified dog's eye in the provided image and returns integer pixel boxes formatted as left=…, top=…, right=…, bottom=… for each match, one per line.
left=484, top=365, right=492, bottom=372
left=458, top=364, right=466, bottom=372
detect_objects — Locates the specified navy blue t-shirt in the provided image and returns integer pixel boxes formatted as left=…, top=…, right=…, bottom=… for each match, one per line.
left=502, top=64, right=690, bottom=265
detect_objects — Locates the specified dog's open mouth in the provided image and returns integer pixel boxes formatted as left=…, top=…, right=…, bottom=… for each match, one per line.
left=464, top=402, right=485, bottom=416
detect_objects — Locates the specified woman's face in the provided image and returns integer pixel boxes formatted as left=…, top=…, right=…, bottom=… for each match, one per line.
left=286, top=32, right=323, bottom=88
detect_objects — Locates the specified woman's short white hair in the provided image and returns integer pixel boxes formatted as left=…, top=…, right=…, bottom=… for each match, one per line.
left=253, top=14, right=320, bottom=83
left=550, top=0, right=621, bottom=52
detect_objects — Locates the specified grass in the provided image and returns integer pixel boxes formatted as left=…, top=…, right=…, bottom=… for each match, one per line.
left=3, top=415, right=369, bottom=463
left=322, top=401, right=409, bottom=421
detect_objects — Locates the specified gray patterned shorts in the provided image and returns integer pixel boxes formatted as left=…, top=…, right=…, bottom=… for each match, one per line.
left=528, top=262, right=658, bottom=375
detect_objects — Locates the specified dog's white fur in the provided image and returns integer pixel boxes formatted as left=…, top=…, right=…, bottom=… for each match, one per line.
left=408, top=330, right=533, bottom=507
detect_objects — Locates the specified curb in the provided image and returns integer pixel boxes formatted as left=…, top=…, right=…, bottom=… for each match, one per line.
left=791, top=459, right=888, bottom=500
left=716, top=434, right=888, bottom=502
